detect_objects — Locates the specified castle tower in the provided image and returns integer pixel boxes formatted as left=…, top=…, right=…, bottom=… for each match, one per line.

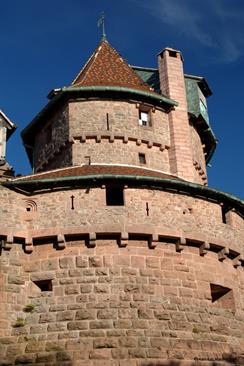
left=0, top=38, right=243, bottom=366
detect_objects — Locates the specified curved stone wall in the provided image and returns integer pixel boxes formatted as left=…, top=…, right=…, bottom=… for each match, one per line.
left=0, top=184, right=243, bottom=365
left=0, top=237, right=244, bottom=366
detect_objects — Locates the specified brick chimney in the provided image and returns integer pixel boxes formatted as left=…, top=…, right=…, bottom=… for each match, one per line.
left=158, top=48, right=195, bottom=182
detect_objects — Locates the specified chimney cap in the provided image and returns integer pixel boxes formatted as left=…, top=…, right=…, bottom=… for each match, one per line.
left=157, top=47, right=184, bottom=62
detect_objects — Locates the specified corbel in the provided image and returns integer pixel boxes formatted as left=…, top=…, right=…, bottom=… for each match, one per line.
left=218, top=247, right=229, bottom=261
left=80, top=134, right=86, bottom=143
left=57, top=234, right=66, bottom=249
left=233, top=254, right=243, bottom=268
left=109, top=133, right=114, bottom=143
left=199, top=241, right=210, bottom=256
left=25, top=237, right=33, bottom=254
left=176, top=237, right=186, bottom=252
left=4, top=235, right=13, bottom=250
left=149, top=234, right=158, bottom=249
left=96, top=134, right=101, bottom=143
left=123, top=135, right=128, bottom=143
left=119, top=232, right=128, bottom=247
left=88, top=233, right=96, bottom=248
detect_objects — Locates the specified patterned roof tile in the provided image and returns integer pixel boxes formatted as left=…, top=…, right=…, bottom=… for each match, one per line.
left=71, top=40, right=152, bottom=92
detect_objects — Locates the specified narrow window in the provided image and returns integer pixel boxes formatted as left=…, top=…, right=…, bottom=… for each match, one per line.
left=84, top=156, right=91, bottom=165
left=106, top=186, right=124, bottom=206
left=106, top=113, right=109, bottom=130
left=139, top=153, right=146, bottom=164
left=139, top=110, right=149, bottom=126
left=221, top=206, right=227, bottom=224
left=33, top=279, right=53, bottom=292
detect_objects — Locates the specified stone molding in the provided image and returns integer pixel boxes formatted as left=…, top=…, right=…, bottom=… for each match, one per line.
left=1, top=226, right=243, bottom=268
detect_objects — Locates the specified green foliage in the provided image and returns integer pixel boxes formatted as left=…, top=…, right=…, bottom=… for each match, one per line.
left=13, top=317, right=25, bottom=328
left=23, top=304, right=35, bottom=313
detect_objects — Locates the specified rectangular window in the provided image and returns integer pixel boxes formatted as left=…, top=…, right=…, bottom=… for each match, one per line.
left=139, top=111, right=149, bottom=126
left=84, top=156, right=91, bottom=165
left=139, top=153, right=146, bottom=164
left=33, top=279, right=53, bottom=292
left=106, top=186, right=124, bottom=206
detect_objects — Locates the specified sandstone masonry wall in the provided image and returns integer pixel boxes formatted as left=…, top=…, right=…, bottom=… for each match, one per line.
left=0, top=237, right=244, bottom=366
left=69, top=100, right=171, bottom=173
left=190, top=125, right=207, bottom=185
left=34, top=104, right=70, bottom=172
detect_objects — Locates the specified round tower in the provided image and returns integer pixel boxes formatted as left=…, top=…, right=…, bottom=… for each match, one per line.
left=0, top=38, right=243, bottom=366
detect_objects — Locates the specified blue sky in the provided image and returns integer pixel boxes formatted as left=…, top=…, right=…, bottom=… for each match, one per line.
left=0, top=0, right=243, bottom=198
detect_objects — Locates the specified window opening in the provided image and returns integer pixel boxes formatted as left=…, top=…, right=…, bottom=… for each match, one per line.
left=139, top=111, right=149, bottom=126
left=221, top=206, right=227, bottom=224
left=85, top=156, right=91, bottom=165
left=139, top=153, right=146, bottom=164
left=106, top=113, right=110, bottom=130
left=210, top=283, right=234, bottom=310
left=33, top=279, right=53, bottom=292
left=146, top=202, right=149, bottom=216
left=106, top=186, right=124, bottom=206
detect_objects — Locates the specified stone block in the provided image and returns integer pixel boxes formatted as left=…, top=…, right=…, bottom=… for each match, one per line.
left=93, top=338, right=117, bottom=349
left=59, top=257, right=74, bottom=269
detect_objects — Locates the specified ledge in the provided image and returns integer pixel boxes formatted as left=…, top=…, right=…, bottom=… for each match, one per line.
left=0, top=227, right=243, bottom=268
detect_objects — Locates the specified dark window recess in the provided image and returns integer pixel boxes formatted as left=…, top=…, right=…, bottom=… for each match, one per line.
left=33, top=279, right=53, bottom=292
left=221, top=206, right=227, bottom=224
left=168, top=50, right=177, bottom=58
left=139, top=153, right=146, bottom=164
left=106, top=187, right=124, bottom=206
left=106, top=113, right=110, bottom=130
left=210, top=283, right=234, bottom=310
left=26, top=207, right=31, bottom=212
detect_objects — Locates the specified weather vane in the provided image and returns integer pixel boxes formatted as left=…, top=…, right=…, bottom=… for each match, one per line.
left=97, top=12, right=106, bottom=40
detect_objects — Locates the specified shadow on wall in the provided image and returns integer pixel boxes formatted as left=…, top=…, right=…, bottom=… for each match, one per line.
left=141, top=356, right=244, bottom=366
left=6, top=352, right=244, bottom=366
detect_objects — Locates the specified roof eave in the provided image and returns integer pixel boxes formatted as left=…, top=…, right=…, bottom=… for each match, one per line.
left=21, top=86, right=177, bottom=141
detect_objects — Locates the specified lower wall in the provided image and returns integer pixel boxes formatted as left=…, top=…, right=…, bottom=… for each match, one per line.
left=0, top=238, right=244, bottom=366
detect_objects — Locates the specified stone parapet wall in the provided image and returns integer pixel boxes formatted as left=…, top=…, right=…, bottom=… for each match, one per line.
left=0, top=186, right=243, bottom=252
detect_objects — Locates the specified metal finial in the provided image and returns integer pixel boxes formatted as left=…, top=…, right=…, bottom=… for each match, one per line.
left=97, top=12, right=106, bottom=41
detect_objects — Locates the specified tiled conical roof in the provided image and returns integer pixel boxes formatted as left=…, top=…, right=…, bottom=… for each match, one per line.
left=71, top=40, right=152, bottom=92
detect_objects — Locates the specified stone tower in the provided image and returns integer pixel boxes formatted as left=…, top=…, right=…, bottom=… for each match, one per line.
left=0, top=38, right=243, bottom=366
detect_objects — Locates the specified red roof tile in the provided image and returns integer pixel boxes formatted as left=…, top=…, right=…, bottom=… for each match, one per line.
left=13, top=165, right=182, bottom=182
left=71, top=40, right=152, bottom=92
